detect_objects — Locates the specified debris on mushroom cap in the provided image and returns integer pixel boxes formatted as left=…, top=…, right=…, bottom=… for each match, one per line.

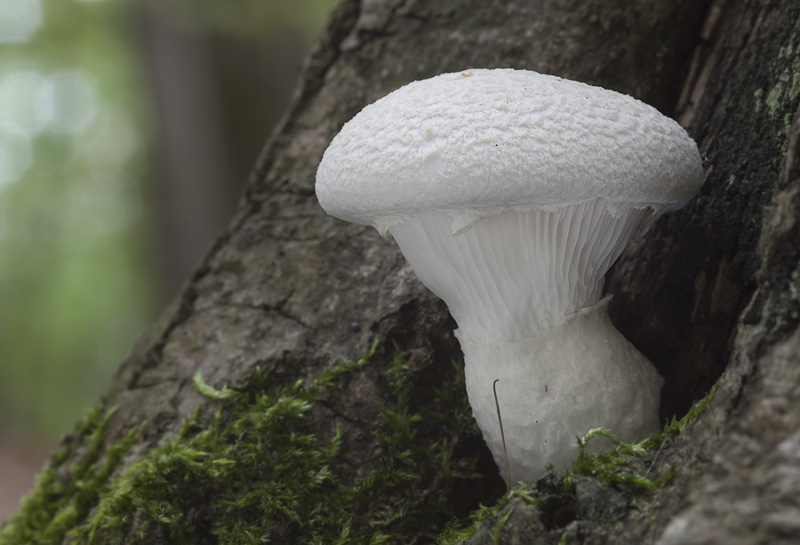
left=316, top=68, right=704, bottom=235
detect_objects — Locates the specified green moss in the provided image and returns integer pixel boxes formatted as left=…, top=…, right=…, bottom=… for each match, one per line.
left=1, top=345, right=719, bottom=545
left=436, top=486, right=538, bottom=545
left=438, top=384, right=718, bottom=544
left=1, top=341, right=482, bottom=545
left=567, top=382, right=718, bottom=490
left=0, top=405, right=144, bottom=545
left=489, top=505, right=515, bottom=544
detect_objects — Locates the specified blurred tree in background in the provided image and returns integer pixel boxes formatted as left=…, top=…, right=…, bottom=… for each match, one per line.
left=0, top=0, right=154, bottom=442
left=0, top=0, right=338, bottom=516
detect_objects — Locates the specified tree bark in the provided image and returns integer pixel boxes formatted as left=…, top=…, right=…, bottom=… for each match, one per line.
left=6, top=0, right=800, bottom=544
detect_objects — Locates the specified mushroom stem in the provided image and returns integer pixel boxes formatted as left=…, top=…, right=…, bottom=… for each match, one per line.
left=389, top=203, right=662, bottom=481
left=459, top=300, right=661, bottom=480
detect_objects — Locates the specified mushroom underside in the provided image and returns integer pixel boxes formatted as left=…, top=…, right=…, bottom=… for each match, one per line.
left=388, top=200, right=662, bottom=480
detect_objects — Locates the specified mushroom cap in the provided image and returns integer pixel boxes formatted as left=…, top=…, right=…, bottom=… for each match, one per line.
left=315, top=69, right=704, bottom=234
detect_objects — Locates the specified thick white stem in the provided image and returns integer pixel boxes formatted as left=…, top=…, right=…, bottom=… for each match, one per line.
left=388, top=204, right=662, bottom=482
left=457, top=299, right=662, bottom=482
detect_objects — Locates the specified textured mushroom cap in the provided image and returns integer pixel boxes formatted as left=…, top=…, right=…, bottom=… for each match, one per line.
left=316, top=69, right=704, bottom=234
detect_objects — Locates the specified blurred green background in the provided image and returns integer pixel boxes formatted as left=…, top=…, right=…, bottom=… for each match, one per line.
left=0, top=0, right=339, bottom=519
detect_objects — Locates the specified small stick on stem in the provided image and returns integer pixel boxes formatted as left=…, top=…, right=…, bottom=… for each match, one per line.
left=493, top=379, right=512, bottom=494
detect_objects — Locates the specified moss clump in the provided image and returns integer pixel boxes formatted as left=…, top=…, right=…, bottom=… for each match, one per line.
left=1, top=342, right=482, bottom=545
left=437, top=486, right=539, bottom=545
left=0, top=406, right=143, bottom=545
left=567, top=382, right=718, bottom=490
left=438, top=384, right=719, bottom=544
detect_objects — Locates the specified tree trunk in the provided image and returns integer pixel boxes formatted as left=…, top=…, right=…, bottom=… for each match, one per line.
left=3, top=1, right=800, bottom=544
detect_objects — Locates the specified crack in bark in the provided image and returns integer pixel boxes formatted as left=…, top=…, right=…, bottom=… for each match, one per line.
left=127, top=376, right=182, bottom=391
left=318, top=399, right=370, bottom=429
left=194, top=301, right=311, bottom=330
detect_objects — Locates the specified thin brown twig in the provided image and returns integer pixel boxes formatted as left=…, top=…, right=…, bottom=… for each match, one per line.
left=493, top=379, right=511, bottom=494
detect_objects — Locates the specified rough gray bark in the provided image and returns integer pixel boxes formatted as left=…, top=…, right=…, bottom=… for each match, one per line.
left=35, top=0, right=800, bottom=543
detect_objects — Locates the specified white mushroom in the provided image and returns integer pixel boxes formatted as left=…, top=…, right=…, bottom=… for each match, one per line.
left=315, top=69, right=704, bottom=483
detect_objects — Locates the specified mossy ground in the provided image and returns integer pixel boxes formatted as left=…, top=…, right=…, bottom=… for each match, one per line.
left=566, top=382, right=717, bottom=490
left=0, top=343, right=483, bottom=545
left=437, top=384, right=718, bottom=545
left=0, top=406, right=143, bottom=545
left=0, top=345, right=717, bottom=545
